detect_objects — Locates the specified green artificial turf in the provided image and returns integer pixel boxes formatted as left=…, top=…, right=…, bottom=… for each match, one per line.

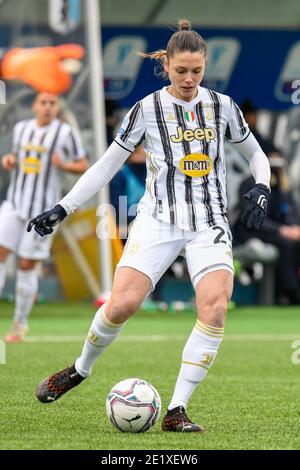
left=0, top=302, right=299, bottom=450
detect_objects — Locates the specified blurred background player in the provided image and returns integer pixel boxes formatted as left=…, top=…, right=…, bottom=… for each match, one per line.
left=28, top=20, right=271, bottom=432
left=0, top=92, right=88, bottom=343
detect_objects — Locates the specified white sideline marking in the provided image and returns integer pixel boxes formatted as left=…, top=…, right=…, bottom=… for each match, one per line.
left=20, top=334, right=300, bottom=344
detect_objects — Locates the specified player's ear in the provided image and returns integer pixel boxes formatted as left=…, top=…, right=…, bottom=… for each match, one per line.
left=164, top=58, right=169, bottom=74
left=56, top=97, right=62, bottom=116
left=32, top=93, right=39, bottom=114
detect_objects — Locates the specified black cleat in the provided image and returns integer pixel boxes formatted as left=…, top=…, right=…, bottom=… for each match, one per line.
left=161, top=406, right=205, bottom=433
left=36, top=364, right=85, bottom=403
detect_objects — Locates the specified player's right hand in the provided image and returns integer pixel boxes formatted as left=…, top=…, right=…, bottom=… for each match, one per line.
left=1, top=154, right=17, bottom=171
left=27, top=204, right=67, bottom=237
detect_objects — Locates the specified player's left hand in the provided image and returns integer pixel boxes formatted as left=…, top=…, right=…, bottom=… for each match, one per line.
left=241, top=183, right=270, bottom=230
left=27, top=204, right=67, bottom=237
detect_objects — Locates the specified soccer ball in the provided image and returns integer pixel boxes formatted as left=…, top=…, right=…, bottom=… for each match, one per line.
left=106, top=378, right=161, bottom=432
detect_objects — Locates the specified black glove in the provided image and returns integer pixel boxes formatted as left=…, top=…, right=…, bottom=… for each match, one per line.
left=241, top=183, right=270, bottom=230
left=27, top=204, right=67, bottom=237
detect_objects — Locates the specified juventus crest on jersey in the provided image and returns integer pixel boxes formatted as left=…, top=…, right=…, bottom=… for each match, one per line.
left=115, top=86, right=249, bottom=232
left=6, top=118, right=85, bottom=220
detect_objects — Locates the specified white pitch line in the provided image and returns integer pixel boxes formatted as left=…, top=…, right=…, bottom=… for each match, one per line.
left=20, top=334, right=300, bottom=344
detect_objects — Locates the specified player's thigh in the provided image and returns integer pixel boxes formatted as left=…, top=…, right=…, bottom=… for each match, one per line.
left=112, top=266, right=151, bottom=298
left=117, top=213, right=186, bottom=292
left=17, top=226, right=54, bottom=260
left=0, top=201, right=23, bottom=253
left=107, top=266, right=152, bottom=322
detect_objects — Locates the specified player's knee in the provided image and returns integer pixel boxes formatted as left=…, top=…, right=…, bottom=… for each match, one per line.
left=200, top=293, right=229, bottom=327
left=18, top=259, right=36, bottom=270
left=108, top=293, right=142, bottom=323
left=210, top=302, right=227, bottom=328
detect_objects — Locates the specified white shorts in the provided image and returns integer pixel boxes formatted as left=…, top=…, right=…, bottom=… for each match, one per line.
left=0, top=200, right=54, bottom=260
left=117, top=213, right=234, bottom=291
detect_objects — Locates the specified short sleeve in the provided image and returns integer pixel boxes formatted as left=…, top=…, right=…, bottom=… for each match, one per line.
left=11, top=125, right=18, bottom=154
left=115, top=101, right=145, bottom=153
left=63, top=126, right=86, bottom=161
left=11, top=121, right=25, bottom=154
left=225, top=98, right=250, bottom=144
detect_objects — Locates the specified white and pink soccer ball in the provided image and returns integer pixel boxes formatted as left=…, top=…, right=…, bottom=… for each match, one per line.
left=106, top=378, right=161, bottom=432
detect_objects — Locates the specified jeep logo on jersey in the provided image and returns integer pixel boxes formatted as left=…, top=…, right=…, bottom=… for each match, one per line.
left=170, top=126, right=216, bottom=144
left=21, top=157, right=42, bottom=175
left=179, top=154, right=213, bottom=177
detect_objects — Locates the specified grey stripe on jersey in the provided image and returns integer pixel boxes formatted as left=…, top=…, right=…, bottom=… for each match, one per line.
left=231, top=99, right=248, bottom=138
left=9, top=121, right=28, bottom=207
left=195, top=102, right=216, bottom=227
left=225, top=123, right=232, bottom=141
left=207, top=90, right=227, bottom=222
left=41, top=122, right=63, bottom=212
left=120, top=102, right=141, bottom=144
left=173, top=103, right=197, bottom=232
left=69, top=129, right=79, bottom=155
left=136, top=131, right=145, bottom=148
left=27, top=130, right=48, bottom=218
left=18, top=127, right=35, bottom=200
left=147, top=152, right=160, bottom=218
left=153, top=91, right=177, bottom=226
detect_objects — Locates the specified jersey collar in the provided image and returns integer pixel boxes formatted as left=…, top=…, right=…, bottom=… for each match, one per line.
left=161, top=86, right=203, bottom=108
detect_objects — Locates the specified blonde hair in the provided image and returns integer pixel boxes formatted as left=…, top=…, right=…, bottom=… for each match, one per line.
left=138, top=19, right=206, bottom=78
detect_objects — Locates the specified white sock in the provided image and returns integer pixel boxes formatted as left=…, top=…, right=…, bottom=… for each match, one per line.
left=168, top=320, right=224, bottom=411
left=0, top=262, right=5, bottom=297
left=75, top=303, right=125, bottom=378
left=13, top=269, right=38, bottom=326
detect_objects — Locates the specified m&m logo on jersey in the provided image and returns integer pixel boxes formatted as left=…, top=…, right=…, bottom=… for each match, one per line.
left=179, top=153, right=213, bottom=178
left=21, top=157, right=42, bottom=175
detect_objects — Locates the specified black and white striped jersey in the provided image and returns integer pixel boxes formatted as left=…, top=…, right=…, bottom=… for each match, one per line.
left=6, top=118, right=85, bottom=220
left=115, top=85, right=249, bottom=232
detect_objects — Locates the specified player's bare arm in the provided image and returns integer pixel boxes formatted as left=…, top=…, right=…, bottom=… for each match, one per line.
left=51, top=151, right=88, bottom=174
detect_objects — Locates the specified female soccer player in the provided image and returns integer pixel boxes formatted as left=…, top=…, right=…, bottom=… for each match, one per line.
left=28, top=20, right=271, bottom=432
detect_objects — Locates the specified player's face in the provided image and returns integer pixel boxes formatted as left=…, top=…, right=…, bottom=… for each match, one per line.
left=164, top=51, right=206, bottom=102
left=33, top=93, right=61, bottom=126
